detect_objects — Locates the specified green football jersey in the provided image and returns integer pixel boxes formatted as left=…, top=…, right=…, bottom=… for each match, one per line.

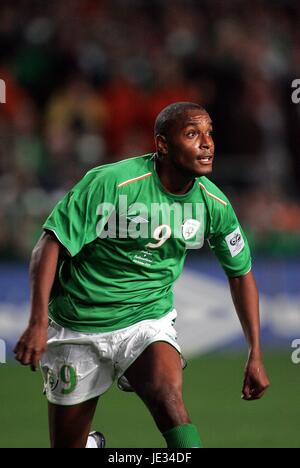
left=43, top=153, right=251, bottom=332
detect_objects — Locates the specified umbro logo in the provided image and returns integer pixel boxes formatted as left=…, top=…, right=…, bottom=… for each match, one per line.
left=127, top=216, right=149, bottom=224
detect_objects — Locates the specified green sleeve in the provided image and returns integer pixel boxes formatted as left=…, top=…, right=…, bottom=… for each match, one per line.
left=43, top=172, right=115, bottom=257
left=208, top=200, right=252, bottom=278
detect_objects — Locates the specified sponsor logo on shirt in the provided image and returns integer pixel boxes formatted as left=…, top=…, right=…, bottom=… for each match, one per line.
left=225, top=227, right=245, bottom=257
left=230, top=232, right=241, bottom=246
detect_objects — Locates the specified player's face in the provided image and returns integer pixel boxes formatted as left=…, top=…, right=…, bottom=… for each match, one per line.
left=167, top=110, right=215, bottom=177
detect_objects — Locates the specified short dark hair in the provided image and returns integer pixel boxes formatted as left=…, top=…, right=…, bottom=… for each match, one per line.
left=154, top=102, right=206, bottom=137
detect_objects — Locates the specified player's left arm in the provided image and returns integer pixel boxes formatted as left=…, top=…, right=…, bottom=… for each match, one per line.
left=204, top=179, right=270, bottom=401
left=229, top=270, right=270, bottom=401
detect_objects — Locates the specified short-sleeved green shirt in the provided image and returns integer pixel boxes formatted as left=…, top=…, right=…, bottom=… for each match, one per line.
left=43, top=154, right=251, bottom=332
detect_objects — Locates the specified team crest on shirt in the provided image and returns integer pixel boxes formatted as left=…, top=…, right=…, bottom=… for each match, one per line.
left=182, top=219, right=201, bottom=240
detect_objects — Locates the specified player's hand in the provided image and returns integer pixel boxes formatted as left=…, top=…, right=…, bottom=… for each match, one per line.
left=242, top=355, right=270, bottom=401
left=13, top=324, right=48, bottom=372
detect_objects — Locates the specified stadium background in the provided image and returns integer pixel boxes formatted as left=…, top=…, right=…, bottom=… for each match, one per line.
left=0, top=0, right=299, bottom=448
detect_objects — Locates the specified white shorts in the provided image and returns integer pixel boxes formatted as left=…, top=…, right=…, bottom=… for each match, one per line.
left=41, top=309, right=182, bottom=406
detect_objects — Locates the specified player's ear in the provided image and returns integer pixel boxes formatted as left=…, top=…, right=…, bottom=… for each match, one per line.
left=155, top=134, right=168, bottom=156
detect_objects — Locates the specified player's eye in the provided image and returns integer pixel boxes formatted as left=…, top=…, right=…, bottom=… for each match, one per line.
left=186, top=131, right=196, bottom=138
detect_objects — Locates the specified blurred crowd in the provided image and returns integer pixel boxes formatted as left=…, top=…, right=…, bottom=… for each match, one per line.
left=0, top=0, right=300, bottom=259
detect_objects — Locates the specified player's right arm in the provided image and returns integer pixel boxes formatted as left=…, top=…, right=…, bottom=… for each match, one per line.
left=14, top=169, right=116, bottom=370
left=14, top=232, right=61, bottom=371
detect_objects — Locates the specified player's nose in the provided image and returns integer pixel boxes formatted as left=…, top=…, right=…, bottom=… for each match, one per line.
left=199, top=135, right=212, bottom=150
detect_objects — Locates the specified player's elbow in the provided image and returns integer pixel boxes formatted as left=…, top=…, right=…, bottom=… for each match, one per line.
left=30, top=232, right=61, bottom=277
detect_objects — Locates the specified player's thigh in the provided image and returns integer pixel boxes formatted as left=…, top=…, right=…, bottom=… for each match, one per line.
left=48, top=397, right=99, bottom=448
left=124, top=341, right=183, bottom=395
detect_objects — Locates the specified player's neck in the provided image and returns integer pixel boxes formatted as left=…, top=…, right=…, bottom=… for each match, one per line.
left=155, top=158, right=195, bottom=195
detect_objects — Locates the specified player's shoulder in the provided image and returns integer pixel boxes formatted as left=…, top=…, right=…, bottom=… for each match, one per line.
left=83, top=153, right=153, bottom=188
left=197, top=176, right=230, bottom=209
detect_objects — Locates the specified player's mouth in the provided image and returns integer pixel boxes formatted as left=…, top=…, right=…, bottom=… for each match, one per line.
left=196, top=155, right=214, bottom=165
